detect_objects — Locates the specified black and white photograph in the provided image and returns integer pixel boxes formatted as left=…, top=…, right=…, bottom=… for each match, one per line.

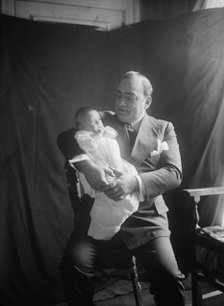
left=1, top=1, right=224, bottom=306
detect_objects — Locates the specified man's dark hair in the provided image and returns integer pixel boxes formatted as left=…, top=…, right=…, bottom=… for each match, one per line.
left=123, top=71, right=153, bottom=97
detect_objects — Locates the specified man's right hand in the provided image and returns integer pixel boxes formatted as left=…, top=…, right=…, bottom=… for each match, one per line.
left=75, top=160, right=115, bottom=191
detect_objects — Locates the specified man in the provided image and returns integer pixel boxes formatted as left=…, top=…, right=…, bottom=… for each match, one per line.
left=57, top=71, right=185, bottom=306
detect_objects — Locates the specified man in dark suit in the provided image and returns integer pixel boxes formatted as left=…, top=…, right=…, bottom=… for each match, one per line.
left=57, top=71, right=185, bottom=306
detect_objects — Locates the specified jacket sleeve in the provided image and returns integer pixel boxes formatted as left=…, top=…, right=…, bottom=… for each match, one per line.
left=139, top=122, right=183, bottom=199
left=56, top=128, right=84, bottom=160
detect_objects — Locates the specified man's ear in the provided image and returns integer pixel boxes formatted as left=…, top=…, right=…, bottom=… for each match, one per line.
left=145, top=96, right=152, bottom=110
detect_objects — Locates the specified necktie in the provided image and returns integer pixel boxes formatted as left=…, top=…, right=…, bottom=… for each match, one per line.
left=126, top=124, right=137, bottom=147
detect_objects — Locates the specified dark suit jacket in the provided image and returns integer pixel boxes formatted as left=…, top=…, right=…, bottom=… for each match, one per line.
left=57, top=112, right=182, bottom=249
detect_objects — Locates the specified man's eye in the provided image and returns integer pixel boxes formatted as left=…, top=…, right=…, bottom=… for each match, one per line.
left=126, top=95, right=136, bottom=102
left=126, top=95, right=133, bottom=101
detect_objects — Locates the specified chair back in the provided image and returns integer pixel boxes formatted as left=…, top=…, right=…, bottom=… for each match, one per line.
left=64, top=160, right=81, bottom=214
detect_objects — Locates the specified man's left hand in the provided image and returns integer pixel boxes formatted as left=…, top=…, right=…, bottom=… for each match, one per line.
left=104, top=169, right=138, bottom=201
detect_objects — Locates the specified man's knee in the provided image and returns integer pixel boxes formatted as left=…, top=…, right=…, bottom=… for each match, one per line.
left=60, top=239, right=95, bottom=275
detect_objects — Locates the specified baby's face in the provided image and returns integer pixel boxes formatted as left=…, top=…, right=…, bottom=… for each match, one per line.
left=80, top=110, right=104, bottom=133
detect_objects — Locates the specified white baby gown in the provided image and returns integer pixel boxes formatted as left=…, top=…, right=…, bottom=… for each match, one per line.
left=75, top=126, right=140, bottom=240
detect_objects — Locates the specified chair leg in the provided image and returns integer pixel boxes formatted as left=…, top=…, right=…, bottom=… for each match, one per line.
left=192, top=269, right=202, bottom=306
left=191, top=231, right=203, bottom=306
left=130, top=256, right=144, bottom=306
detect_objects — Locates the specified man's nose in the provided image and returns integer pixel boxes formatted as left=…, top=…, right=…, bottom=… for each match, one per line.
left=118, top=98, right=127, bottom=106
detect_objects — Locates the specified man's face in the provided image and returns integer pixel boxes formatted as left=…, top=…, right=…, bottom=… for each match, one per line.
left=115, top=77, right=150, bottom=124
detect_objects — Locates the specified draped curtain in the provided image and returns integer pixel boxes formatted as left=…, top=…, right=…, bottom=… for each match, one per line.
left=0, top=8, right=224, bottom=304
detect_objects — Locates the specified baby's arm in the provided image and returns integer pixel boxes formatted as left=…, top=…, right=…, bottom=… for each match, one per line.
left=75, top=159, right=115, bottom=191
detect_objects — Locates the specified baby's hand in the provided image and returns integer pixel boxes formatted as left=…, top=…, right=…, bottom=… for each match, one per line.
left=91, top=127, right=104, bottom=141
left=96, top=127, right=104, bottom=135
left=104, top=167, right=116, bottom=181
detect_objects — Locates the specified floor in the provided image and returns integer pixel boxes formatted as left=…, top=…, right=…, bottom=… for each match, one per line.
left=1, top=274, right=224, bottom=306
left=93, top=274, right=224, bottom=306
left=44, top=278, right=224, bottom=306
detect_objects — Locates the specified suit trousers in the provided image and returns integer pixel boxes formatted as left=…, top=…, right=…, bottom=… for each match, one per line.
left=59, top=230, right=185, bottom=306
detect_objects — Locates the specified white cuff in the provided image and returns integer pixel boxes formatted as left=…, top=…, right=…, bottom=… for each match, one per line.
left=135, top=174, right=146, bottom=202
left=69, top=154, right=90, bottom=164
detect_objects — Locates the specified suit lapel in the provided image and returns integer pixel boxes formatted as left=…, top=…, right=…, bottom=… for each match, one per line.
left=130, top=114, right=160, bottom=166
left=103, top=112, right=160, bottom=164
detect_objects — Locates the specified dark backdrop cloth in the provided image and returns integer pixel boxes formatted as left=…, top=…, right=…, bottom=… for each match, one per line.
left=1, top=8, right=224, bottom=303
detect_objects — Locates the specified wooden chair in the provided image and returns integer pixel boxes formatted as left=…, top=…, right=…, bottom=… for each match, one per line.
left=184, top=187, right=224, bottom=306
left=64, top=160, right=144, bottom=306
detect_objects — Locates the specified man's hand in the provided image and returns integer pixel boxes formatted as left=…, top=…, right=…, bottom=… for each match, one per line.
left=104, top=168, right=139, bottom=201
left=75, top=160, right=115, bottom=191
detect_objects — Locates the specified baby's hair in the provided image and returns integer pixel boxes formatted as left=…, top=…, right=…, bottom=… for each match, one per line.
left=74, top=106, right=97, bottom=130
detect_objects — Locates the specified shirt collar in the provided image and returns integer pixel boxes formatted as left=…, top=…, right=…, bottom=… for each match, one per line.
left=130, top=113, right=145, bottom=132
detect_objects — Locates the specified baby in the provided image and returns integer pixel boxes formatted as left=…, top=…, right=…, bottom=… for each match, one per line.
left=73, top=107, right=140, bottom=240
